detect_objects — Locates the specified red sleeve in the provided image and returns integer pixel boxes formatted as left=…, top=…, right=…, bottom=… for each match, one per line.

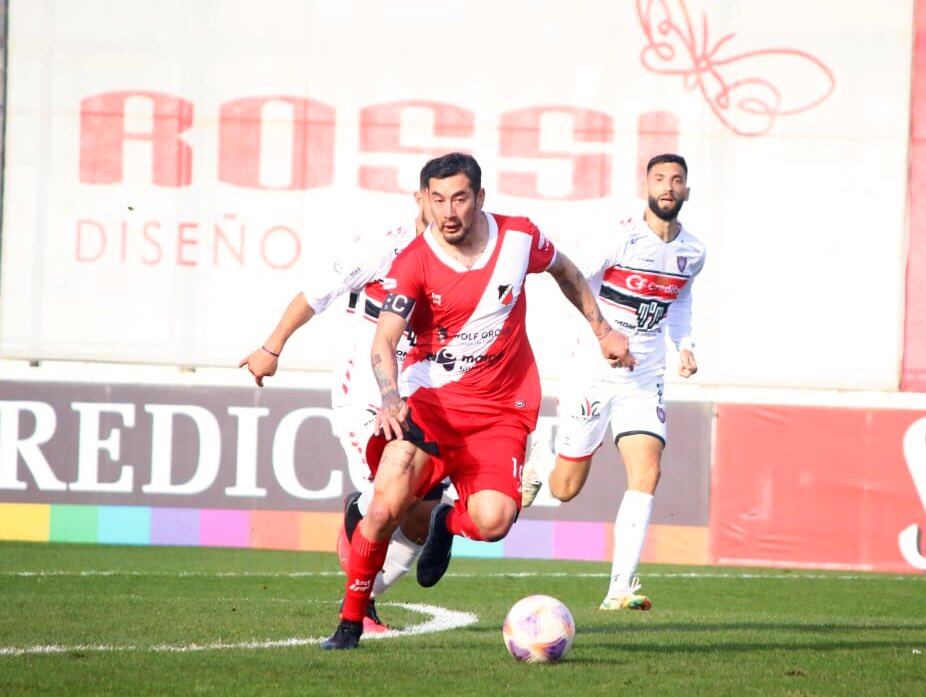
left=525, top=218, right=557, bottom=273
left=381, top=242, right=425, bottom=309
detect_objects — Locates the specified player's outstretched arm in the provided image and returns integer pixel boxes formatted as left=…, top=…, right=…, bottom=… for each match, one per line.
left=371, top=295, right=412, bottom=440
left=547, top=252, right=636, bottom=370
left=239, top=293, right=315, bottom=387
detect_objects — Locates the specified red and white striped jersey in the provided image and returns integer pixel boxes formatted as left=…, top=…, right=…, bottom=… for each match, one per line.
left=386, top=212, right=556, bottom=417
left=574, top=215, right=706, bottom=378
left=301, top=221, right=418, bottom=411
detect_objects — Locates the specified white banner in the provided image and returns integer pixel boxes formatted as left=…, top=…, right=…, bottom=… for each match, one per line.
left=0, top=0, right=913, bottom=389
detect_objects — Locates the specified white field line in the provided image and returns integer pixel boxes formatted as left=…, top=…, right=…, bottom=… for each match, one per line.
left=1, top=570, right=924, bottom=581
left=0, top=602, right=477, bottom=657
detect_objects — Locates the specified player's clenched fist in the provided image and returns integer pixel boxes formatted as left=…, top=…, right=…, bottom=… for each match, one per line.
left=598, top=328, right=637, bottom=370
left=678, top=348, right=698, bottom=378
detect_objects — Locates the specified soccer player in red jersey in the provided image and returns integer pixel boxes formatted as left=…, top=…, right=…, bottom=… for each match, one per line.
left=322, top=152, right=636, bottom=650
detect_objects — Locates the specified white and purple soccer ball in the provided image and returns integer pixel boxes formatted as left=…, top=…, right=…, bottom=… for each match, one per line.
left=502, top=594, right=575, bottom=663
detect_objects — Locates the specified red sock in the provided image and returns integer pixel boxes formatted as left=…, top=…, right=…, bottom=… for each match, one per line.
left=341, top=529, right=390, bottom=622
left=445, top=503, right=486, bottom=541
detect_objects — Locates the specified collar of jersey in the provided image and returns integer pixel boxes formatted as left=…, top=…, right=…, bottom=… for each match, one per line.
left=634, top=213, right=687, bottom=245
left=424, top=212, right=498, bottom=272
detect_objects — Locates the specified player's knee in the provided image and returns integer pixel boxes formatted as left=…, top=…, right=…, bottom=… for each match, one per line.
left=470, top=509, right=516, bottom=542
left=364, top=498, right=402, bottom=535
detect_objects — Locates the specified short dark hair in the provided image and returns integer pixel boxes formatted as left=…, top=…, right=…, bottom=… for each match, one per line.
left=419, top=152, right=482, bottom=192
left=646, top=153, right=688, bottom=176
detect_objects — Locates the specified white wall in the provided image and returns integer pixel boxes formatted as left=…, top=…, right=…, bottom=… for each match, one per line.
left=0, top=0, right=914, bottom=389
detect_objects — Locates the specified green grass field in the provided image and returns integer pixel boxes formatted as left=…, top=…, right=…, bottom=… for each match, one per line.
left=0, top=542, right=924, bottom=696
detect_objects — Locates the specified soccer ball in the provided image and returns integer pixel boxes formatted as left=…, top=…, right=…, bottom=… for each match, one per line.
left=502, top=594, right=575, bottom=663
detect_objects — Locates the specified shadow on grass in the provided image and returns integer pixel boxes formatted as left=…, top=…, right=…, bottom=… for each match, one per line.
left=463, top=621, right=926, bottom=636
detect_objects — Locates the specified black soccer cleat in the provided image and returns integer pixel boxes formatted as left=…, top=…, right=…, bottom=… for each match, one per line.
left=319, top=619, right=363, bottom=650
left=416, top=503, right=454, bottom=588
left=343, top=491, right=363, bottom=543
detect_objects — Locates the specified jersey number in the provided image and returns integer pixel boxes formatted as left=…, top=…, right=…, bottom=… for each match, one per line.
left=636, top=301, right=665, bottom=330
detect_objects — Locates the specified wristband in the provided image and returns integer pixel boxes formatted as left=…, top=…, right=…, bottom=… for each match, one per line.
left=261, top=346, right=281, bottom=358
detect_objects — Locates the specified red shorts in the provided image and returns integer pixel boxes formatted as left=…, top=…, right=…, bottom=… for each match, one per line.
left=365, top=395, right=534, bottom=508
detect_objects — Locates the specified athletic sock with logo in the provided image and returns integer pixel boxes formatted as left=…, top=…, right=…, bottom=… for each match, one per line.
left=341, top=529, right=389, bottom=622
left=607, top=489, right=654, bottom=596
left=372, top=525, right=422, bottom=598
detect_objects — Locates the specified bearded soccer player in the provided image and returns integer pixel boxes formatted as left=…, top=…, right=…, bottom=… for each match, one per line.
left=321, top=152, right=636, bottom=650
left=240, top=178, right=443, bottom=632
left=520, top=153, right=706, bottom=611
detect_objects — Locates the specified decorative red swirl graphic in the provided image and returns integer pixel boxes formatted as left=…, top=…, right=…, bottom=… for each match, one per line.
left=637, top=0, right=836, bottom=136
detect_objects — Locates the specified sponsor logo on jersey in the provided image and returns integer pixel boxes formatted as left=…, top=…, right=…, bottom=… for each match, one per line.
left=381, top=277, right=397, bottom=290
left=426, top=348, right=503, bottom=373
left=432, top=292, right=443, bottom=306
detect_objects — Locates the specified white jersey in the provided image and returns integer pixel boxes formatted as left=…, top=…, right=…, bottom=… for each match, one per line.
left=572, top=215, right=706, bottom=380
left=301, top=221, right=419, bottom=413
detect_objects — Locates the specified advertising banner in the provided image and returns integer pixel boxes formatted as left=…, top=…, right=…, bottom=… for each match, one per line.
left=0, top=0, right=914, bottom=390
left=711, top=403, right=926, bottom=573
left=0, top=380, right=712, bottom=562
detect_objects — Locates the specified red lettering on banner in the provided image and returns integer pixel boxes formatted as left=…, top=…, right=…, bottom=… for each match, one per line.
left=142, top=222, right=163, bottom=265
left=498, top=106, right=612, bottom=200
left=75, top=220, right=106, bottom=262
left=74, top=218, right=299, bottom=269
left=636, top=111, right=679, bottom=198
left=260, top=226, right=301, bottom=270
left=214, top=215, right=245, bottom=266
left=80, top=91, right=193, bottom=187
left=77, top=91, right=691, bottom=199
left=218, top=96, right=335, bottom=190
left=177, top=222, right=199, bottom=266
left=358, top=101, right=474, bottom=193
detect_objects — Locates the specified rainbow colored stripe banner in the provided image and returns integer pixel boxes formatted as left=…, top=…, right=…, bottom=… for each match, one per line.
left=0, top=503, right=708, bottom=564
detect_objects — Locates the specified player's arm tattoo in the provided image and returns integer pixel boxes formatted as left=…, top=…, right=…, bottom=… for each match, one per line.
left=372, top=352, right=400, bottom=402
left=549, top=253, right=610, bottom=339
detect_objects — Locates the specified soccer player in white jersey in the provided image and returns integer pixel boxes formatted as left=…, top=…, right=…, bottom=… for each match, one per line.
left=520, top=153, right=706, bottom=612
left=239, top=177, right=441, bottom=632
left=321, top=152, right=636, bottom=650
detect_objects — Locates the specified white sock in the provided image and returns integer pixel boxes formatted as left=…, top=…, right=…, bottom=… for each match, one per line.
left=356, top=490, right=371, bottom=516
left=371, top=526, right=422, bottom=598
left=607, top=490, right=654, bottom=596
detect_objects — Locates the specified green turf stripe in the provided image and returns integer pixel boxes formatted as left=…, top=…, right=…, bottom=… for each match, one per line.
left=49, top=505, right=99, bottom=543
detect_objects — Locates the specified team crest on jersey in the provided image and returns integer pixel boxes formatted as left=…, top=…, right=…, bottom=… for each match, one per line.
left=656, top=406, right=666, bottom=423
left=677, top=256, right=688, bottom=273
left=497, top=284, right=515, bottom=305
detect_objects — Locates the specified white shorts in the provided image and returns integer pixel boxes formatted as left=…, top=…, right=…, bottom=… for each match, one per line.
left=554, top=372, right=666, bottom=460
